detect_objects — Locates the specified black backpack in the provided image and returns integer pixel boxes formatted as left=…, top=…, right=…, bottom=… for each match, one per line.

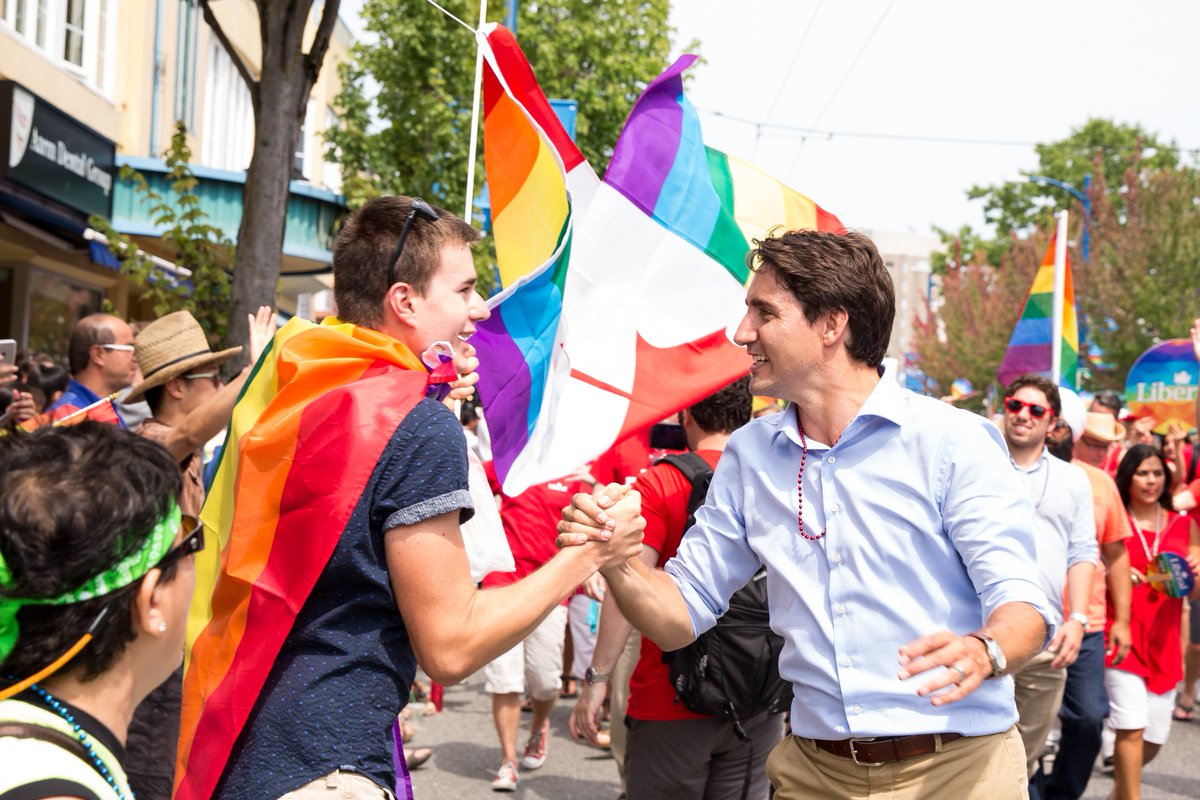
left=656, top=452, right=793, bottom=741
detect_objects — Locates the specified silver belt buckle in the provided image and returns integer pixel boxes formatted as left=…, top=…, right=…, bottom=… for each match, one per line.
left=848, top=737, right=884, bottom=767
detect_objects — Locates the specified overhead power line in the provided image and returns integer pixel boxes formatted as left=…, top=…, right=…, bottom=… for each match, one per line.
left=696, top=108, right=1200, bottom=156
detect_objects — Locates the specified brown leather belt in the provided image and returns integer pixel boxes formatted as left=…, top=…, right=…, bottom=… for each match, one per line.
left=809, top=733, right=964, bottom=765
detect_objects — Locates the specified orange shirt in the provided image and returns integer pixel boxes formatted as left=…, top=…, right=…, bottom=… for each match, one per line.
left=1069, top=459, right=1133, bottom=631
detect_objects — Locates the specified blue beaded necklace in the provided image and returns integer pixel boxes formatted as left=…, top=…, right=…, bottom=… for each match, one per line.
left=28, top=682, right=131, bottom=800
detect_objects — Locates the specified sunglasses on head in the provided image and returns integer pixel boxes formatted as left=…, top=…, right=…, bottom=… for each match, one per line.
left=155, top=515, right=205, bottom=571
left=1004, top=396, right=1051, bottom=419
left=386, top=198, right=440, bottom=287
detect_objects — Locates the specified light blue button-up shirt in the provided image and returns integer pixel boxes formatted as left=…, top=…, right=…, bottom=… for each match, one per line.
left=663, top=376, right=1055, bottom=740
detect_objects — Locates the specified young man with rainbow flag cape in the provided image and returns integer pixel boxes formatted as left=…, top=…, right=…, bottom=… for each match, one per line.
left=174, top=197, right=643, bottom=800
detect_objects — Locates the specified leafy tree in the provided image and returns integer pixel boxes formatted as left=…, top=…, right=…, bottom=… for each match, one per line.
left=199, top=0, right=341, bottom=363
left=921, top=121, right=1200, bottom=395
left=89, top=122, right=233, bottom=345
left=910, top=234, right=1043, bottom=411
left=966, top=118, right=1179, bottom=238
left=326, top=0, right=678, bottom=217
left=1079, top=149, right=1200, bottom=390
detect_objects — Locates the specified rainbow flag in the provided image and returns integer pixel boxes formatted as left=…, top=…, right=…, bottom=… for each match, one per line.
left=997, top=234, right=1079, bottom=391
left=475, top=26, right=843, bottom=494
left=174, top=317, right=432, bottom=800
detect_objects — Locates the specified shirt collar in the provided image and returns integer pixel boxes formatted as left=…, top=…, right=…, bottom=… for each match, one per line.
left=772, top=373, right=909, bottom=448
left=65, top=378, right=102, bottom=404
left=1009, top=446, right=1050, bottom=474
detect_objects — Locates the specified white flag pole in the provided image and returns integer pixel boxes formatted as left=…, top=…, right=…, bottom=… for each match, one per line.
left=1051, top=210, right=1069, bottom=385
left=463, top=1, right=488, bottom=223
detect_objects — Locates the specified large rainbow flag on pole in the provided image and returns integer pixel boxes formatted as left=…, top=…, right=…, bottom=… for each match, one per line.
left=475, top=25, right=843, bottom=495
left=174, top=318, right=436, bottom=800
left=997, top=228, right=1079, bottom=391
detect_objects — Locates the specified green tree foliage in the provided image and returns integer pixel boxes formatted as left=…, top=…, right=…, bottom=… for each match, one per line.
left=910, top=235, right=1043, bottom=412
left=326, top=0, right=678, bottom=216
left=89, top=122, right=233, bottom=345
left=918, top=120, right=1200, bottom=395
left=1080, top=151, right=1200, bottom=390
left=966, top=118, right=1179, bottom=238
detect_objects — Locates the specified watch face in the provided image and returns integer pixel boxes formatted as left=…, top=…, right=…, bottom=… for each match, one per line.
left=987, top=639, right=1007, bottom=672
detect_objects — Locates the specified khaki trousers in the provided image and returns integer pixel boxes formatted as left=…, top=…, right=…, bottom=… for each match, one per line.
left=765, top=726, right=1028, bottom=800
left=1012, top=649, right=1068, bottom=777
left=278, top=770, right=395, bottom=800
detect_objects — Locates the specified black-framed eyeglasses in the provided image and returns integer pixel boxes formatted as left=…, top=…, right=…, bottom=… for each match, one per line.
left=156, top=515, right=205, bottom=571
left=386, top=198, right=440, bottom=287
left=1004, top=396, right=1051, bottom=419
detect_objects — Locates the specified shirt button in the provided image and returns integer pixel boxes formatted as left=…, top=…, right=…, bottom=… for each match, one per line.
left=831, top=552, right=843, bottom=564
left=830, top=503, right=840, bottom=513
left=836, top=604, right=847, bottom=616
left=851, top=704, right=862, bottom=715
left=827, top=455, right=836, bottom=464
left=842, top=656, right=853, bottom=667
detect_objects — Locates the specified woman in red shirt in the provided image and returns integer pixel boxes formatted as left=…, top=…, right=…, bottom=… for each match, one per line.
left=1106, top=445, right=1200, bottom=800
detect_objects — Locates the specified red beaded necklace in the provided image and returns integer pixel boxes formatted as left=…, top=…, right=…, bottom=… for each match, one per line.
left=796, top=419, right=826, bottom=541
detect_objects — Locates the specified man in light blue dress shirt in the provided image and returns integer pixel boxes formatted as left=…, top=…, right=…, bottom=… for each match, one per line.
left=562, top=230, right=1056, bottom=799
left=1000, top=374, right=1096, bottom=800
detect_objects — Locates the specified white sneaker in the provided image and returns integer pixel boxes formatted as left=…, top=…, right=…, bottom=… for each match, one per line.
left=520, top=727, right=548, bottom=770
left=491, top=760, right=519, bottom=792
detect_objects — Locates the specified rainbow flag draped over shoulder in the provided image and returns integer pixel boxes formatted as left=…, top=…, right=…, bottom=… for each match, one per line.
left=174, top=317, right=431, bottom=800
left=475, top=26, right=843, bottom=495
left=997, top=234, right=1079, bottom=390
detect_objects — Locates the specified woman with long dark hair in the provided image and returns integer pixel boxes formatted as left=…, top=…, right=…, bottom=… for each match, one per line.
left=1106, top=444, right=1200, bottom=799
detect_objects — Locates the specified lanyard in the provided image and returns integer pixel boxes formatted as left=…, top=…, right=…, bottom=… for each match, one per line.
left=1130, top=506, right=1163, bottom=563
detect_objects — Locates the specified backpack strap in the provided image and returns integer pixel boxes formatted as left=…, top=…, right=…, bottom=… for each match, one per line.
left=656, top=452, right=714, bottom=529
left=0, top=720, right=111, bottom=785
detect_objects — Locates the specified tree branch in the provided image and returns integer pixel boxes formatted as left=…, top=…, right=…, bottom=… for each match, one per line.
left=200, top=0, right=261, bottom=108
left=303, top=0, right=342, bottom=85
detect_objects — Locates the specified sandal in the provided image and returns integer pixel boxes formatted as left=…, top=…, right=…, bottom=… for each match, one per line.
left=404, top=746, right=433, bottom=769
left=1173, top=696, right=1194, bottom=722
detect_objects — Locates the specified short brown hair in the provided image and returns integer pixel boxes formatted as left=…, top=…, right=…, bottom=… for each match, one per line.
left=749, top=230, right=895, bottom=367
left=1005, top=374, right=1061, bottom=416
left=332, top=196, right=480, bottom=327
left=67, top=314, right=122, bottom=374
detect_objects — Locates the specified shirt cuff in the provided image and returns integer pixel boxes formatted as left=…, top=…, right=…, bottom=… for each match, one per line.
left=982, top=580, right=1058, bottom=648
left=384, top=489, right=474, bottom=529
left=663, top=561, right=720, bottom=638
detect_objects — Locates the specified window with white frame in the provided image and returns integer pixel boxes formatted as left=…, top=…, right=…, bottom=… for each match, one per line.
left=199, top=38, right=254, bottom=173
left=321, top=106, right=341, bottom=192
left=0, top=0, right=114, bottom=94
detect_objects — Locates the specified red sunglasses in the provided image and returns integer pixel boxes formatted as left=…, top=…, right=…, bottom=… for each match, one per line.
left=1004, top=396, right=1052, bottom=419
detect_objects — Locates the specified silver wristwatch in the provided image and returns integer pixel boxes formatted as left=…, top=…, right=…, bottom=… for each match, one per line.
left=967, top=633, right=1008, bottom=678
left=584, top=666, right=609, bottom=684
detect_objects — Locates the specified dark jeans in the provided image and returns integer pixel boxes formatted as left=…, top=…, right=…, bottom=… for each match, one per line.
left=1041, top=631, right=1108, bottom=800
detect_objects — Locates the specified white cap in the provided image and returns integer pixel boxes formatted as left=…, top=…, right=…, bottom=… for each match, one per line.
left=1058, top=387, right=1087, bottom=442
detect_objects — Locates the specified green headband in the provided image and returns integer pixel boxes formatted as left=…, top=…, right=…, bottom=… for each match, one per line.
left=0, top=501, right=181, bottom=664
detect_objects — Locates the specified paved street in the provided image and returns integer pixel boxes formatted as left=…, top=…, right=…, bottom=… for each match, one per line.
left=406, top=672, right=1200, bottom=799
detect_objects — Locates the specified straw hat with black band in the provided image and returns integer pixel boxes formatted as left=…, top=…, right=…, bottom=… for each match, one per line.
left=125, top=311, right=241, bottom=403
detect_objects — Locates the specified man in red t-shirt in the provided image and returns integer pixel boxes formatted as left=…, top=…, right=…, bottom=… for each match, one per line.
left=482, top=464, right=591, bottom=791
left=570, top=378, right=785, bottom=800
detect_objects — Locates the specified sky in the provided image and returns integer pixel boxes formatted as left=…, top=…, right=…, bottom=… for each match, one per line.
left=340, top=0, right=1200, bottom=238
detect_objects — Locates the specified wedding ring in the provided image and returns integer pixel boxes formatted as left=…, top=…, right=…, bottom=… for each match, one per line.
left=951, top=663, right=967, bottom=683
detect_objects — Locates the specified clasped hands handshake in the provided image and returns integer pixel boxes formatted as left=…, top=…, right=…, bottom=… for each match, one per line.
left=556, top=483, right=646, bottom=570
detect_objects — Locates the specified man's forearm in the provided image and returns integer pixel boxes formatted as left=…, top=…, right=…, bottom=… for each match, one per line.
left=589, top=592, right=635, bottom=675
left=1103, top=541, right=1132, bottom=625
left=978, top=601, right=1048, bottom=674
left=602, top=558, right=696, bottom=652
left=1065, top=561, right=1096, bottom=620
